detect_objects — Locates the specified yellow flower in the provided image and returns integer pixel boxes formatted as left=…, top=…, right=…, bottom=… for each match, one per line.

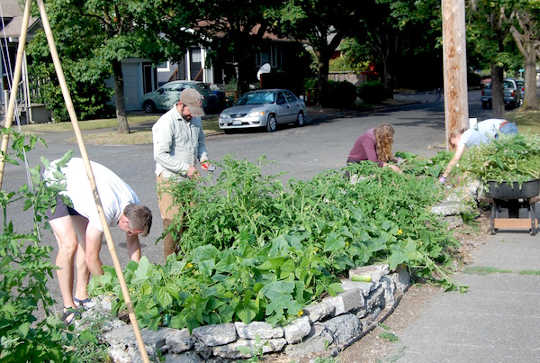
left=397, top=229, right=403, bottom=235
left=297, top=310, right=304, bottom=317
left=186, top=263, right=193, bottom=268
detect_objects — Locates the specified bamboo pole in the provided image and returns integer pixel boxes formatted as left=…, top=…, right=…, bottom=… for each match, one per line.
left=35, top=1, right=150, bottom=361
left=442, top=0, right=469, bottom=150
left=0, top=0, right=32, bottom=188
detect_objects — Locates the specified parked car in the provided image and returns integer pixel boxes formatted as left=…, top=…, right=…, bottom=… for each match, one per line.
left=219, top=89, right=306, bottom=133
left=481, top=78, right=521, bottom=109
left=141, top=80, right=223, bottom=114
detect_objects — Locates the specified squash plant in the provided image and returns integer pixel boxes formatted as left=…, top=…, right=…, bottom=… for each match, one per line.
left=91, top=155, right=461, bottom=331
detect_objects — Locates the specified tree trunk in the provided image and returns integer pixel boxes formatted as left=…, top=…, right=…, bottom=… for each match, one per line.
left=523, top=49, right=538, bottom=109
left=317, top=52, right=330, bottom=105
left=112, top=59, right=130, bottom=134
left=490, top=64, right=505, bottom=117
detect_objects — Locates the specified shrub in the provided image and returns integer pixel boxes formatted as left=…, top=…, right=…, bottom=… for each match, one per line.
left=357, top=81, right=391, bottom=104
left=321, top=80, right=357, bottom=108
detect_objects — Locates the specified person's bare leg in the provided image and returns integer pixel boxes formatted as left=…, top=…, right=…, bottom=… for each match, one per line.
left=84, top=225, right=104, bottom=276
left=49, top=216, right=78, bottom=309
left=73, top=215, right=90, bottom=300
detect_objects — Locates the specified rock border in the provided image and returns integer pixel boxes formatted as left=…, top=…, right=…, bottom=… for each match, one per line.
left=93, top=263, right=410, bottom=362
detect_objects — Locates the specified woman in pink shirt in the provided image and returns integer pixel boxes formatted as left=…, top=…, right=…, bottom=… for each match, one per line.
left=347, top=124, right=401, bottom=172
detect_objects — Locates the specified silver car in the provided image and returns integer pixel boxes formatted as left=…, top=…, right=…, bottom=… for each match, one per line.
left=219, top=89, right=306, bottom=133
left=141, top=80, right=219, bottom=113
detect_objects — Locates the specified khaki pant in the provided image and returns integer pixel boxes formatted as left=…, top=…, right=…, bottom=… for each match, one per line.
left=156, top=174, right=184, bottom=260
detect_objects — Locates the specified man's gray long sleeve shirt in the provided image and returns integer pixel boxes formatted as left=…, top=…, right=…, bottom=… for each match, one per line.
left=152, top=106, right=208, bottom=179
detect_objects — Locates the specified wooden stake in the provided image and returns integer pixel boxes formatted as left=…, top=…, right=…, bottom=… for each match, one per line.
left=0, top=0, right=32, bottom=188
left=442, top=0, right=469, bottom=150
left=35, top=1, right=150, bottom=361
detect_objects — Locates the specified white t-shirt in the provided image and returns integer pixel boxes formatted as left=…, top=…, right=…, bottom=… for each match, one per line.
left=459, top=118, right=505, bottom=147
left=44, top=158, right=140, bottom=231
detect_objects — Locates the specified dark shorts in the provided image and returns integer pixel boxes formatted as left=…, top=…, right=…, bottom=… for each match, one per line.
left=47, top=195, right=80, bottom=221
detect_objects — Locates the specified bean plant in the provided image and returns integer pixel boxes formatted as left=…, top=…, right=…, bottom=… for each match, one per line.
left=91, top=154, right=461, bottom=331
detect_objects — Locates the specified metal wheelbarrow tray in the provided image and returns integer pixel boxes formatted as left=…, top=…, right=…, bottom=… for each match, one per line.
left=486, top=179, right=540, bottom=235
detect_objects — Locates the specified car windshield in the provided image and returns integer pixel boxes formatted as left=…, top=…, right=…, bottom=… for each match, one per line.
left=236, top=92, right=275, bottom=105
left=503, top=81, right=514, bottom=89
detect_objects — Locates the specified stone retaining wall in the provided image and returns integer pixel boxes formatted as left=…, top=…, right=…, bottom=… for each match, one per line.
left=86, top=264, right=410, bottom=362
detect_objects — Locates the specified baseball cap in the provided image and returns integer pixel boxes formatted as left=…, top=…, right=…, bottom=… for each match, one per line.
left=179, top=88, right=205, bottom=117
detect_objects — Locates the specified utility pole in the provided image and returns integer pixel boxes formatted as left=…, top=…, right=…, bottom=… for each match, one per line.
left=442, top=0, right=469, bottom=150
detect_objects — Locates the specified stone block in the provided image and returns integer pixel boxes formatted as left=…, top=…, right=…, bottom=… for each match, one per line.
left=322, top=314, right=362, bottom=346
left=164, top=351, right=203, bottom=363
left=212, top=338, right=286, bottom=359
left=365, top=285, right=385, bottom=311
left=340, top=279, right=374, bottom=296
left=349, top=264, right=389, bottom=283
left=103, top=325, right=168, bottom=357
left=164, top=328, right=192, bottom=354
left=234, top=321, right=283, bottom=339
left=324, top=288, right=365, bottom=316
left=192, top=323, right=236, bottom=347
left=431, top=201, right=465, bottom=216
left=283, top=316, right=311, bottom=344
left=380, top=275, right=396, bottom=306
left=390, top=265, right=411, bottom=293
left=303, top=300, right=336, bottom=323
left=444, top=215, right=463, bottom=230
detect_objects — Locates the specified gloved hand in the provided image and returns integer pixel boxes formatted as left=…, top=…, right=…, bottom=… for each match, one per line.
left=201, top=160, right=210, bottom=170
left=439, top=176, right=446, bottom=184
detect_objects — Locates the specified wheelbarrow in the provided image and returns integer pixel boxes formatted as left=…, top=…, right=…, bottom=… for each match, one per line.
left=485, top=179, right=540, bottom=235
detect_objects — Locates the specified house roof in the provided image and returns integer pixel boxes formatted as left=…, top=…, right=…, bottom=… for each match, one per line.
left=0, top=0, right=39, bottom=40
left=196, top=21, right=293, bottom=43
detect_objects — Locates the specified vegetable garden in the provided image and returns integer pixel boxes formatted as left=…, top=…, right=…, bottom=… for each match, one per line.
left=90, top=153, right=461, bottom=331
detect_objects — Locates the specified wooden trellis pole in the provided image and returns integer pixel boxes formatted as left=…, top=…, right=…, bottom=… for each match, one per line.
left=0, top=1, right=150, bottom=361
left=0, top=0, right=32, bottom=188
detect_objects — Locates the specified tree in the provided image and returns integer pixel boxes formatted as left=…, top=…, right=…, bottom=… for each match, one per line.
left=28, top=0, right=198, bottom=133
left=468, top=0, right=520, bottom=117
left=189, top=0, right=283, bottom=94
left=272, top=0, right=363, bottom=102
left=509, top=0, right=539, bottom=109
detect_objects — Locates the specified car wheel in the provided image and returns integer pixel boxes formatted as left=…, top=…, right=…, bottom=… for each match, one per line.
left=481, top=102, right=488, bottom=109
left=266, top=115, right=277, bottom=132
left=296, top=112, right=305, bottom=126
left=143, top=101, right=155, bottom=113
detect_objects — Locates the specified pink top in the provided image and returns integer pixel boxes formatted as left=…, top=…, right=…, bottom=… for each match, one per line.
left=347, top=129, right=383, bottom=167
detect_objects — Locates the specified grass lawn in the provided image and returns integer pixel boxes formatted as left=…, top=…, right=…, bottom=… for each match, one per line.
left=506, top=107, right=540, bottom=135
left=20, top=114, right=221, bottom=145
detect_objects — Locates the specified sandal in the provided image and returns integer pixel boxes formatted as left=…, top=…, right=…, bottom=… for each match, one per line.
left=62, top=307, right=81, bottom=325
left=74, top=296, right=95, bottom=310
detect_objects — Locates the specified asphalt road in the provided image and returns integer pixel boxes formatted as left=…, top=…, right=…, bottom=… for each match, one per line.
left=3, top=89, right=496, bottom=312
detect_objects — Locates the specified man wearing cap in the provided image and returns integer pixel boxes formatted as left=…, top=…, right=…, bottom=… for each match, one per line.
left=152, top=88, right=211, bottom=259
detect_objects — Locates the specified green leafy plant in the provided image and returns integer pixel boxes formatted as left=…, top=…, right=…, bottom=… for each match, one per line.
left=92, top=153, right=462, bottom=331
left=0, top=129, right=105, bottom=362
left=458, top=134, right=540, bottom=184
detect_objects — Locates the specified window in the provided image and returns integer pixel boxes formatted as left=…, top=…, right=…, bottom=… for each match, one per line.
left=285, top=91, right=297, bottom=103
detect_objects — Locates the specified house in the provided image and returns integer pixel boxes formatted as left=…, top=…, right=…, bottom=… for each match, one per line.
left=0, top=0, right=40, bottom=114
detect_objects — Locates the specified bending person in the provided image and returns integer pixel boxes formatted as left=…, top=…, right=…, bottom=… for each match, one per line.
left=440, top=118, right=518, bottom=182
left=347, top=123, right=401, bottom=173
left=44, top=157, right=152, bottom=323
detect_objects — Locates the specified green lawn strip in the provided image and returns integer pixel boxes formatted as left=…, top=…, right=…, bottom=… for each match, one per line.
left=518, top=270, right=540, bottom=276
left=23, top=115, right=221, bottom=145
left=505, top=108, right=540, bottom=135
left=464, top=266, right=540, bottom=276
left=463, top=266, right=513, bottom=275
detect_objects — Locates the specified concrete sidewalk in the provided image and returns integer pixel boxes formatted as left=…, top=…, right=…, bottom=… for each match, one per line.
left=386, top=231, right=540, bottom=363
